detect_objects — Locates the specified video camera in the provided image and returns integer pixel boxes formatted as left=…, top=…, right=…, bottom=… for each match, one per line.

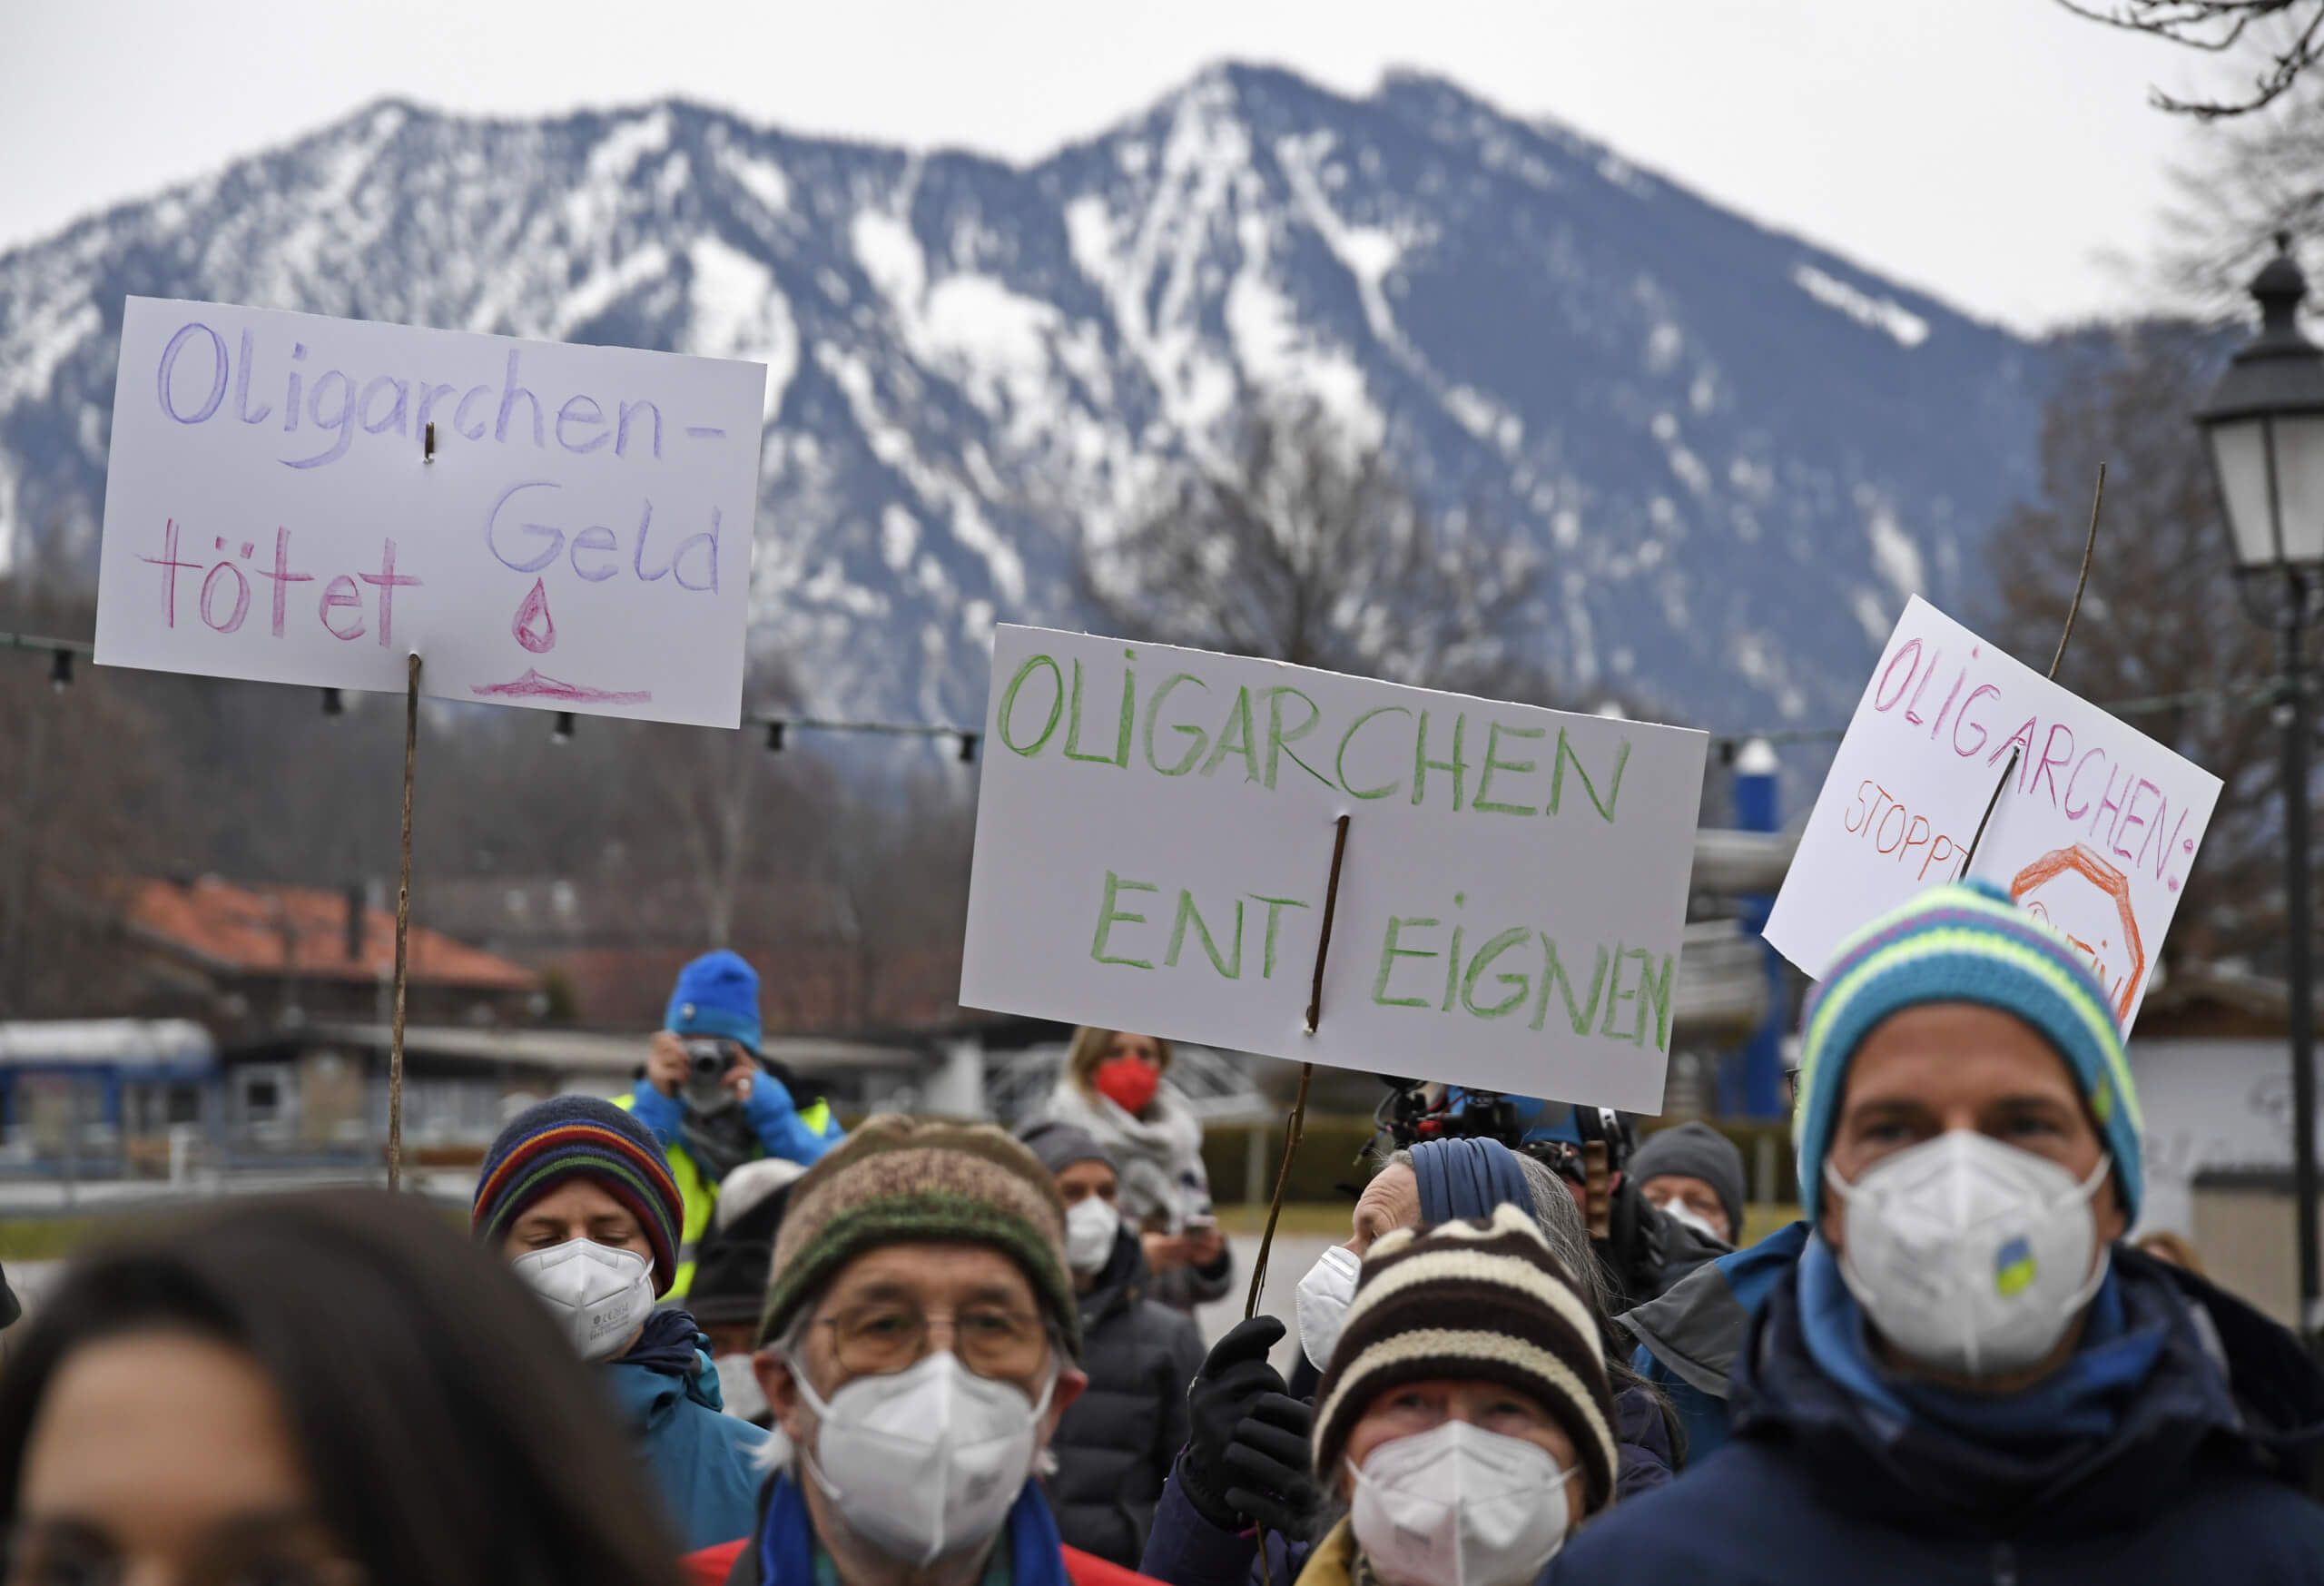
left=1373, top=1078, right=1665, bottom=1310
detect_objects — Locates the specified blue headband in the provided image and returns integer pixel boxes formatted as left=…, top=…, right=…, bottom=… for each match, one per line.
left=1410, top=1137, right=1534, bottom=1224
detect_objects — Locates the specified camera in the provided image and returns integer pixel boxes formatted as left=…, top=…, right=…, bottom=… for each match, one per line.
left=681, top=1037, right=734, bottom=1109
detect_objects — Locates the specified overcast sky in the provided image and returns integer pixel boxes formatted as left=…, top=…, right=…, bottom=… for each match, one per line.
left=3, top=0, right=2244, bottom=333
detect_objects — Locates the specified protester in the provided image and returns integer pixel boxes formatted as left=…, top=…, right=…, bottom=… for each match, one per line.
left=1297, top=1207, right=1620, bottom=1586
left=0, top=1190, right=684, bottom=1586
left=1618, top=1217, right=1808, bottom=1462
left=476, top=1096, right=772, bottom=1549
left=1038, top=1027, right=1231, bottom=1309
left=1143, top=1137, right=1674, bottom=1586
left=693, top=1116, right=1169, bottom=1586
left=1630, top=1121, right=1746, bottom=1248
left=1555, top=882, right=2324, bottom=1581
left=1020, top=1120, right=1206, bottom=1567
left=621, top=951, right=842, bottom=1296
left=689, top=1157, right=812, bottom=1428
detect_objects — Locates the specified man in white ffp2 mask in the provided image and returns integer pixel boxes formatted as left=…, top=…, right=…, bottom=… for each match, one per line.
left=723, top=1118, right=1097, bottom=1586
left=474, top=1096, right=772, bottom=1552
left=1551, top=882, right=2324, bottom=1585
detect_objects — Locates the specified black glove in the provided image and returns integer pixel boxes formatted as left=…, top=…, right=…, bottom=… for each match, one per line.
left=1223, top=1391, right=1320, bottom=1539
left=1181, top=1316, right=1288, bottom=1529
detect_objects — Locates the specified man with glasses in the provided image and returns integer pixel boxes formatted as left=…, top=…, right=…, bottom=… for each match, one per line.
left=689, top=1117, right=1163, bottom=1586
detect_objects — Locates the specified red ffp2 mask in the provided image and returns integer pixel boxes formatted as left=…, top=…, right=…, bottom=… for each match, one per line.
left=1093, top=1056, right=1159, bottom=1115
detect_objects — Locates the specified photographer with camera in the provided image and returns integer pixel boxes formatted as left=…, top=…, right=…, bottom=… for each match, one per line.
left=619, top=951, right=842, bottom=1298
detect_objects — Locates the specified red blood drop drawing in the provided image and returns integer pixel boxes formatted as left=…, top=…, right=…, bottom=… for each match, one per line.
left=513, top=578, right=556, bottom=654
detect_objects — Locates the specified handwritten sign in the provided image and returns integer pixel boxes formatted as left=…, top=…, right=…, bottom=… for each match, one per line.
left=959, top=627, right=1710, bottom=1112
left=94, top=298, right=767, bottom=727
left=1766, top=596, right=2221, bottom=1029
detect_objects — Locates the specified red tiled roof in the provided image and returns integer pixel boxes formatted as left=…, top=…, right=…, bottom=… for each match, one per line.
left=121, top=876, right=539, bottom=992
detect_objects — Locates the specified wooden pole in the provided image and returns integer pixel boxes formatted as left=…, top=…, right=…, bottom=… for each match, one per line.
left=389, top=652, right=419, bottom=1189
left=1963, top=465, right=2106, bottom=875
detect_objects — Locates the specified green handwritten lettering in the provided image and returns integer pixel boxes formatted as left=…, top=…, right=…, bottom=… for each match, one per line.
left=998, top=654, right=1064, bottom=756
left=1461, top=927, right=1533, bottom=1020
left=1473, top=721, right=1544, bottom=816
left=1264, top=686, right=1334, bottom=791
left=1090, top=872, right=1158, bottom=969
left=1064, top=657, right=1131, bottom=766
left=1201, top=686, right=1261, bottom=782
left=1372, top=915, right=1439, bottom=1009
left=1598, top=940, right=1639, bottom=1038
left=1336, top=705, right=1410, bottom=800
left=1413, top=710, right=1469, bottom=810
left=1143, top=673, right=1210, bottom=775
left=1631, top=949, right=1675, bottom=1050
left=1251, top=895, right=1311, bottom=980
left=1165, top=891, right=1245, bottom=978
left=1549, top=731, right=1631, bottom=823
left=1531, top=936, right=1610, bottom=1034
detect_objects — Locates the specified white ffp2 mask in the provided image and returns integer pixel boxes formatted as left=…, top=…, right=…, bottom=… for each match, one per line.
left=796, top=1350, right=1051, bottom=1565
left=1828, top=1129, right=2111, bottom=1380
left=510, top=1239, right=657, bottom=1363
left=1297, top=1244, right=1362, bottom=1371
left=1349, top=1421, right=1573, bottom=1586
left=1065, top=1196, right=1121, bottom=1275
left=714, top=1353, right=770, bottom=1423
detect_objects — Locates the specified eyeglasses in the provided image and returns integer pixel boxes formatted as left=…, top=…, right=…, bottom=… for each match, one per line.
left=2, top=1530, right=366, bottom=1586
left=817, top=1300, right=1051, bottom=1381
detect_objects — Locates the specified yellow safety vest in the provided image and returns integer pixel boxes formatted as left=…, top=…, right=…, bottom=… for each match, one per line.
left=613, top=1091, right=834, bottom=1297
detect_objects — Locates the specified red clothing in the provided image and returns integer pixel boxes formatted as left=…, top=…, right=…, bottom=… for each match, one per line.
left=683, top=1540, right=1161, bottom=1586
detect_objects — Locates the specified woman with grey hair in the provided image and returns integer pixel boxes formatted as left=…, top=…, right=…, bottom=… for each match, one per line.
left=1140, top=1138, right=1677, bottom=1586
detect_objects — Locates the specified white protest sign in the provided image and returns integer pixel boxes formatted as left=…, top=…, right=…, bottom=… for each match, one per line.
left=1766, top=596, right=2221, bottom=1028
left=960, top=627, right=1711, bottom=1112
left=94, top=298, right=766, bottom=728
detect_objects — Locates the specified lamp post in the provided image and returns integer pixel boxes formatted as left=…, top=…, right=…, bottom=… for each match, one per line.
left=2196, top=234, right=2324, bottom=1347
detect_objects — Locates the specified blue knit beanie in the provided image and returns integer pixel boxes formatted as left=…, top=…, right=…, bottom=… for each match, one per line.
left=665, top=950, right=762, bottom=1053
left=473, top=1095, right=686, bottom=1295
left=1796, top=880, right=2142, bottom=1227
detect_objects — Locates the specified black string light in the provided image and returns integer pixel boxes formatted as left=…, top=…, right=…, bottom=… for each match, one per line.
left=551, top=712, right=576, bottom=744
left=764, top=720, right=786, bottom=753
left=47, top=648, right=72, bottom=691
left=320, top=687, right=344, bottom=716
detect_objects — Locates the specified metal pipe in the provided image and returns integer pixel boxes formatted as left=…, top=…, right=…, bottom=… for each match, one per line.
left=2282, top=580, right=2319, bottom=1349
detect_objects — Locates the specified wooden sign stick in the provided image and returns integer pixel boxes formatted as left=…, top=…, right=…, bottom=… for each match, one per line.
left=388, top=651, right=419, bottom=1191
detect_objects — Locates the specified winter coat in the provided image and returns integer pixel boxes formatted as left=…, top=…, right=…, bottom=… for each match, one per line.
left=1039, top=1079, right=1232, bottom=1309
left=1137, top=1383, right=1675, bottom=1586
left=1553, top=1245, right=2324, bottom=1585
left=606, top=1315, right=773, bottom=1552
left=1049, top=1231, right=1207, bottom=1567
left=1620, top=1219, right=1809, bottom=1461
left=693, top=1473, right=1166, bottom=1586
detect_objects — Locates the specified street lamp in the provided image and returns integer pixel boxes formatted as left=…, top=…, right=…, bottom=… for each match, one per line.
left=2196, top=234, right=2324, bottom=1346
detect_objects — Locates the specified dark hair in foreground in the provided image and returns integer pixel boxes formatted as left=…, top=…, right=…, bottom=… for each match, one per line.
left=0, top=1189, right=684, bottom=1586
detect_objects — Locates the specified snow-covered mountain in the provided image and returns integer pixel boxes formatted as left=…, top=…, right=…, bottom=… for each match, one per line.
left=0, top=63, right=2048, bottom=734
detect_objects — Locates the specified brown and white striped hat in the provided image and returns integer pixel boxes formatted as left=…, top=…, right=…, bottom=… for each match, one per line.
left=1312, top=1203, right=1619, bottom=1515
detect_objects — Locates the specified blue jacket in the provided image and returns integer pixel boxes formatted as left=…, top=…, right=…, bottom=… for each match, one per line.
left=1622, top=1219, right=1809, bottom=1461
left=1554, top=1246, right=2324, bottom=1584
left=607, top=1322, right=773, bottom=1552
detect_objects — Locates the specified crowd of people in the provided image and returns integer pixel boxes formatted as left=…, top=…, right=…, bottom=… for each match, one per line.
left=5, top=882, right=2323, bottom=1586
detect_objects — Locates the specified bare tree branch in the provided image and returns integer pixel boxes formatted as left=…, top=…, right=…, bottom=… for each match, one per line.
left=2057, top=0, right=2324, bottom=116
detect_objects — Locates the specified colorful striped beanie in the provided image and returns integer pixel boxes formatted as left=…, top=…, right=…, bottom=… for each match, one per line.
left=759, top=1115, right=1078, bottom=1355
left=1796, top=880, right=2142, bottom=1226
left=1313, top=1205, right=1619, bottom=1518
left=472, top=1096, right=685, bottom=1296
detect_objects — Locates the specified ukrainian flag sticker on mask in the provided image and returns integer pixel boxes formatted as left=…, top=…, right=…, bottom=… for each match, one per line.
left=1994, top=1236, right=2037, bottom=1297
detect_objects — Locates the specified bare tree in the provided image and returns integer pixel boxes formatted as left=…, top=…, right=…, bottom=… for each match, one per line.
left=1081, top=401, right=1552, bottom=702
left=1984, top=320, right=2306, bottom=975
left=2060, top=0, right=2324, bottom=116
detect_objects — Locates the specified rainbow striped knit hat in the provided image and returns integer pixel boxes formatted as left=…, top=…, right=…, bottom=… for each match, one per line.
left=1796, top=880, right=2142, bottom=1227
left=473, top=1097, right=685, bottom=1296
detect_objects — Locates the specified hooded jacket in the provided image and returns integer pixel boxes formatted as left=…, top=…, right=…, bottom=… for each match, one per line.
left=1620, top=1219, right=1810, bottom=1460
left=1554, top=1245, right=2324, bottom=1584
left=1049, top=1228, right=1207, bottom=1566
left=606, top=1311, right=773, bottom=1552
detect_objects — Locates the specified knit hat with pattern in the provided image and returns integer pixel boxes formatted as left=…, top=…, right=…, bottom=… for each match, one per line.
left=472, top=1096, right=684, bottom=1295
left=1795, top=879, right=2143, bottom=1226
left=1313, top=1204, right=1619, bottom=1517
left=758, top=1115, right=1078, bottom=1354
